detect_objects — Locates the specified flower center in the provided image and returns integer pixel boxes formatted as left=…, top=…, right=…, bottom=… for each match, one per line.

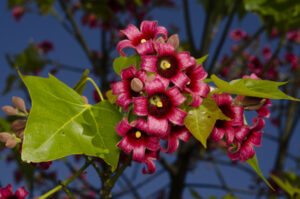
left=148, top=93, right=172, bottom=118
left=156, top=56, right=178, bottom=78
left=140, top=39, right=147, bottom=43
left=135, top=131, right=142, bottom=139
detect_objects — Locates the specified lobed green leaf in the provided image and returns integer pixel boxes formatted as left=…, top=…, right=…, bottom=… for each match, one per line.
left=196, top=54, right=208, bottom=65
left=211, top=75, right=300, bottom=101
left=113, top=55, right=141, bottom=75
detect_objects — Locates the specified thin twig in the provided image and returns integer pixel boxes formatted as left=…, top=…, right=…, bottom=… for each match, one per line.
left=182, top=0, right=196, bottom=55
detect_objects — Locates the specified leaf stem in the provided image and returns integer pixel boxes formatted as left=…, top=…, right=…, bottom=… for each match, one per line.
left=86, top=77, right=104, bottom=101
left=38, top=160, right=92, bottom=199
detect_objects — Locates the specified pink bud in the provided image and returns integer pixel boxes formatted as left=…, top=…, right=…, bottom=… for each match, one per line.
left=167, top=34, right=179, bottom=50
left=81, top=96, right=89, bottom=104
left=16, top=130, right=24, bottom=139
left=156, top=37, right=165, bottom=44
left=2, top=105, right=18, bottom=116
left=130, top=78, right=143, bottom=92
left=146, top=74, right=156, bottom=82
left=5, top=138, right=18, bottom=148
left=10, top=119, right=27, bottom=132
left=12, top=96, right=26, bottom=113
left=0, top=132, right=14, bottom=142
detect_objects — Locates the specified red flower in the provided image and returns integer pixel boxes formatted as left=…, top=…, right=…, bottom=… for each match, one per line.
left=229, top=29, right=248, bottom=42
left=36, top=41, right=54, bottom=54
left=81, top=14, right=98, bottom=28
left=142, top=150, right=159, bottom=174
left=209, top=94, right=244, bottom=145
left=117, top=20, right=168, bottom=56
left=183, top=65, right=210, bottom=107
left=141, top=43, right=195, bottom=89
left=116, top=118, right=160, bottom=162
left=12, top=7, right=24, bottom=22
left=228, top=118, right=264, bottom=162
left=0, top=184, right=28, bottom=199
left=133, top=79, right=187, bottom=137
left=111, top=66, right=147, bottom=110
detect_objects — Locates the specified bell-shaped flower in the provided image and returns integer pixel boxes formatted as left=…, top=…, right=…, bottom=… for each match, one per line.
left=116, top=118, right=160, bottom=162
left=0, top=184, right=29, bottom=199
left=141, top=43, right=196, bottom=89
left=117, top=20, right=168, bottom=56
left=133, top=79, right=187, bottom=137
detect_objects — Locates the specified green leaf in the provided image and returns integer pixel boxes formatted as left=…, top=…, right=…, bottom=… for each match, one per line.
left=271, top=175, right=300, bottom=197
left=113, top=55, right=141, bottom=75
left=73, top=69, right=90, bottom=95
left=247, top=154, right=274, bottom=190
left=189, top=188, right=203, bottom=199
left=0, top=117, right=11, bottom=132
left=20, top=73, right=122, bottom=171
left=196, top=55, right=208, bottom=65
left=211, top=75, right=300, bottom=101
left=81, top=0, right=112, bottom=21
left=34, top=0, right=55, bottom=14
left=106, top=90, right=117, bottom=104
left=184, top=96, right=230, bottom=148
left=222, top=193, right=238, bottom=199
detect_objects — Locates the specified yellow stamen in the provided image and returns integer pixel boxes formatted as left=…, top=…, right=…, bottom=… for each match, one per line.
left=156, top=101, right=163, bottom=107
left=186, top=81, right=190, bottom=85
left=135, top=131, right=142, bottom=139
left=160, top=60, right=171, bottom=70
left=141, top=39, right=147, bottom=43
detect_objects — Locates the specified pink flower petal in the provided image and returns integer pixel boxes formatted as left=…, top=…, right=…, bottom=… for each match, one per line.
left=132, top=144, right=146, bottom=162
left=163, top=134, right=179, bottom=153
left=240, top=142, right=255, bottom=162
left=235, top=126, right=250, bottom=142
left=257, top=106, right=270, bottom=118
left=116, top=93, right=132, bottom=108
left=213, top=93, right=232, bottom=106
left=136, top=40, right=154, bottom=55
left=135, top=118, right=148, bottom=133
left=136, top=69, right=148, bottom=82
left=15, top=187, right=29, bottom=199
left=117, top=136, right=134, bottom=154
left=167, top=107, right=187, bottom=126
left=154, top=75, right=170, bottom=88
left=190, top=94, right=202, bottom=108
left=116, top=40, right=135, bottom=56
left=176, top=127, right=191, bottom=142
left=146, top=136, right=160, bottom=151
left=155, top=42, right=175, bottom=57
left=155, top=26, right=168, bottom=40
left=210, top=127, right=225, bottom=142
left=121, top=24, right=141, bottom=41
left=228, top=106, right=244, bottom=126
left=145, top=79, right=166, bottom=96
left=116, top=118, right=132, bottom=136
left=197, top=82, right=210, bottom=97
left=248, top=131, right=262, bottom=146
left=133, top=97, right=148, bottom=116
left=141, top=55, right=157, bottom=73
left=225, top=126, right=235, bottom=145
left=140, top=20, right=157, bottom=36
left=120, top=66, right=136, bottom=80
left=170, top=71, right=190, bottom=89
left=166, top=87, right=186, bottom=106
left=0, top=184, right=13, bottom=198
left=148, top=116, right=168, bottom=137
left=111, top=81, right=127, bottom=95
left=175, top=52, right=196, bottom=69
left=142, top=151, right=158, bottom=174
left=251, top=117, right=265, bottom=131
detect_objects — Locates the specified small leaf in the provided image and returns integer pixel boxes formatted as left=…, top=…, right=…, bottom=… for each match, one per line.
left=73, top=69, right=90, bottom=95
left=184, top=96, right=230, bottom=148
left=106, top=90, right=117, bottom=104
left=20, top=73, right=122, bottom=170
left=211, top=75, right=300, bottom=101
left=271, top=175, right=300, bottom=197
left=247, top=154, right=274, bottom=190
left=2, top=74, right=17, bottom=94
left=196, top=54, right=208, bottom=65
left=189, top=188, right=203, bottom=199
left=222, top=193, right=238, bottom=199
left=113, top=55, right=141, bottom=75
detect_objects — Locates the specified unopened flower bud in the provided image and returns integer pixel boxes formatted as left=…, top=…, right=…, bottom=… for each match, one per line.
left=156, top=37, right=165, bottom=43
left=242, top=96, right=266, bottom=110
left=167, top=34, right=179, bottom=50
left=12, top=96, right=26, bottom=113
left=146, top=74, right=156, bottom=82
left=81, top=96, right=89, bottom=104
left=10, top=119, right=26, bottom=132
left=2, top=106, right=18, bottom=116
left=5, top=138, right=18, bottom=148
left=16, top=130, right=24, bottom=139
left=0, top=132, right=14, bottom=142
left=130, top=78, right=143, bottom=92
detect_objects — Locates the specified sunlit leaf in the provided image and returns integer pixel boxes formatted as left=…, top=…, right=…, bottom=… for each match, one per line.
left=113, top=55, right=141, bottom=75
left=247, top=154, right=274, bottom=190
left=222, top=193, right=238, bottom=199
left=106, top=90, right=117, bottom=104
left=196, top=54, right=208, bottom=65
left=189, top=188, right=203, bottom=199
left=73, top=69, right=90, bottom=95
left=20, top=73, right=122, bottom=170
left=184, top=96, right=230, bottom=148
left=211, top=75, right=300, bottom=101
left=271, top=175, right=300, bottom=197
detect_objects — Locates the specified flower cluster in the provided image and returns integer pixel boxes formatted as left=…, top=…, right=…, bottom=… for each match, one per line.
left=0, top=184, right=28, bottom=199
left=113, top=20, right=209, bottom=173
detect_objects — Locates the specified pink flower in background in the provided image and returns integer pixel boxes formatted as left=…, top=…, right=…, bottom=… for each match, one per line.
left=36, top=41, right=54, bottom=54
left=230, top=29, right=248, bottom=42
left=262, top=46, right=271, bottom=60
left=141, top=42, right=195, bottom=89
left=111, top=66, right=147, bottom=110
left=286, top=30, right=300, bottom=43
left=117, top=20, right=168, bottom=56
left=133, top=79, right=186, bottom=136
left=285, top=52, right=298, bottom=70
left=0, top=184, right=28, bottom=199
left=81, top=14, right=98, bottom=28
left=12, top=7, right=24, bottom=22
left=248, top=56, right=263, bottom=74
left=116, top=118, right=160, bottom=162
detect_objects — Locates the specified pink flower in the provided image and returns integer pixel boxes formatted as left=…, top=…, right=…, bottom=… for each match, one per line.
left=228, top=118, right=264, bottom=162
left=286, top=30, right=299, bottom=42
left=141, top=43, right=195, bottom=89
left=0, top=184, right=29, bottom=199
left=285, top=52, right=298, bottom=70
left=36, top=41, right=54, bottom=54
left=133, top=79, right=187, bottom=136
left=183, top=65, right=210, bottom=107
left=12, top=7, right=24, bottom=22
left=142, top=150, right=159, bottom=174
left=248, top=56, right=263, bottom=74
left=81, top=14, right=98, bottom=28
left=161, top=125, right=191, bottom=153
left=116, top=118, right=160, bottom=162
left=229, top=29, right=248, bottom=42
left=111, top=66, right=147, bottom=110
left=209, top=94, right=244, bottom=145
left=262, top=46, right=271, bottom=60
left=117, top=20, right=168, bottom=56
